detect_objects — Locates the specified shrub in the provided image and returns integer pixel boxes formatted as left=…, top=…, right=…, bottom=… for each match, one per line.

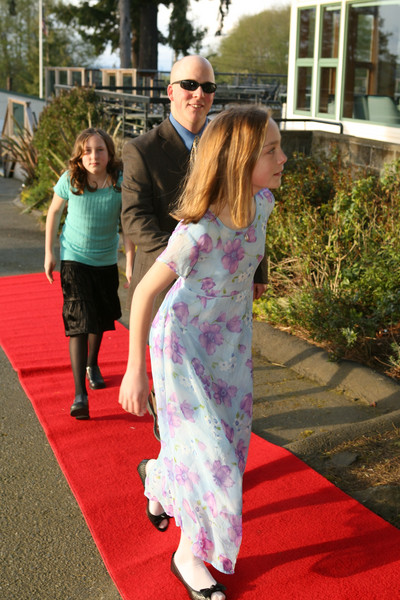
left=256, top=153, right=400, bottom=378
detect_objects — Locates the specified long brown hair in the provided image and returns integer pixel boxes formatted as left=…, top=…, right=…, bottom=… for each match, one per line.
left=68, top=128, right=122, bottom=195
left=173, top=105, right=271, bottom=228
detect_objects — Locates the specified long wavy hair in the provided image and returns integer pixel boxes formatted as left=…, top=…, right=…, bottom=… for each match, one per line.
left=68, top=128, right=122, bottom=195
left=173, top=105, right=271, bottom=228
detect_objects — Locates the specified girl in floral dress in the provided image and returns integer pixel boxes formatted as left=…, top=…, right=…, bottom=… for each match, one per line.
left=119, top=105, right=287, bottom=600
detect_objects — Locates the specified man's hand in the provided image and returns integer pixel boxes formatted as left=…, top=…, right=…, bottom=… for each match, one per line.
left=253, top=283, right=267, bottom=300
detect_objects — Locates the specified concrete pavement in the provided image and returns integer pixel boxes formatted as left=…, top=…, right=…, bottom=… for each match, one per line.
left=1, top=175, right=399, bottom=599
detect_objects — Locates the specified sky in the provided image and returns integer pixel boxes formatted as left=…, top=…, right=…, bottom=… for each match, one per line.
left=100, top=0, right=288, bottom=71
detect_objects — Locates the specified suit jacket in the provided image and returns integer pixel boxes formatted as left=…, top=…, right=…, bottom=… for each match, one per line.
left=121, top=118, right=269, bottom=316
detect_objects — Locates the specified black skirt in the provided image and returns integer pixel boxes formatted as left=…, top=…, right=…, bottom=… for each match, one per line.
left=60, top=261, right=122, bottom=336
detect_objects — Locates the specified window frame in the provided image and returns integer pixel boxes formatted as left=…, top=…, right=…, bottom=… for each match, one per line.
left=294, top=6, right=317, bottom=114
left=316, top=4, right=341, bottom=118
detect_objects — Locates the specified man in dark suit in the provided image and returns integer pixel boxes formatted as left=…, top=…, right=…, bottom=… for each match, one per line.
left=121, top=55, right=268, bottom=316
left=121, top=55, right=268, bottom=439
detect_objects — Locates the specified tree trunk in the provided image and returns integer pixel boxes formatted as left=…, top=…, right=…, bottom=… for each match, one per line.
left=119, top=0, right=131, bottom=68
left=138, top=3, right=158, bottom=70
left=131, top=28, right=139, bottom=68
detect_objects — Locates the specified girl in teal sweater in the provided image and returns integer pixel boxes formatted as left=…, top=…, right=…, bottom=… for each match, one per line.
left=45, top=128, right=134, bottom=420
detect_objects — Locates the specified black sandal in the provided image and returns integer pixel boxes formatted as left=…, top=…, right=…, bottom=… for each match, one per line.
left=171, top=552, right=227, bottom=600
left=137, top=460, right=170, bottom=532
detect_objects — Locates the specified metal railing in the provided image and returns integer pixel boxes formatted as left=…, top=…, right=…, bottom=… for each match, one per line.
left=53, top=83, right=288, bottom=137
left=277, top=118, right=343, bottom=135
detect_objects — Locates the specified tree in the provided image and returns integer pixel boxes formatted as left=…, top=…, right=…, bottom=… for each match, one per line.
left=210, top=6, right=290, bottom=74
left=167, top=0, right=206, bottom=62
left=119, top=0, right=131, bottom=68
left=214, top=0, right=231, bottom=36
left=138, top=2, right=159, bottom=69
left=54, top=1, right=232, bottom=71
left=0, top=0, right=96, bottom=95
left=54, top=0, right=157, bottom=69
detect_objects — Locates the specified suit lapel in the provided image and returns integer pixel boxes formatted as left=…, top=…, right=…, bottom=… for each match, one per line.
left=158, top=119, right=190, bottom=172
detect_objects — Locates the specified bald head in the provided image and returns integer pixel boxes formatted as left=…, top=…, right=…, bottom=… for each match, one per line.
left=170, top=55, right=215, bottom=84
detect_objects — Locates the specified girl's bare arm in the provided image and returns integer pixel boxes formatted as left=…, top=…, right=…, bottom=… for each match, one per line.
left=119, top=260, right=177, bottom=416
left=44, top=193, right=67, bottom=283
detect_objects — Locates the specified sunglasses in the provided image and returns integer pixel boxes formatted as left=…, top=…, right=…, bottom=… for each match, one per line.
left=171, top=80, right=217, bottom=94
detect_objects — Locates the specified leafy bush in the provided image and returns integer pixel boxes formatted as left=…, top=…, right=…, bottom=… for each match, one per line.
left=255, top=154, right=400, bottom=378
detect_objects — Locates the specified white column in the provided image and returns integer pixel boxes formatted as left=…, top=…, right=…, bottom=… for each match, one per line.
left=39, top=0, right=43, bottom=98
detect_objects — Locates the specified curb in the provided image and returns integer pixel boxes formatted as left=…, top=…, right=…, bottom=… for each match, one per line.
left=253, top=321, right=400, bottom=411
left=285, top=408, right=400, bottom=457
left=253, top=321, right=400, bottom=456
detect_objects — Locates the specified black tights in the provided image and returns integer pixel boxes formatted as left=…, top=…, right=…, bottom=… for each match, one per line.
left=69, top=333, right=103, bottom=396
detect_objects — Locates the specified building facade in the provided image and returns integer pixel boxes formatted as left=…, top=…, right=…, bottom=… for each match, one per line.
left=286, top=0, right=400, bottom=146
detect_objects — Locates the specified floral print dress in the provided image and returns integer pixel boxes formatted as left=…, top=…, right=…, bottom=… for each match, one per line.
left=146, top=188, right=275, bottom=574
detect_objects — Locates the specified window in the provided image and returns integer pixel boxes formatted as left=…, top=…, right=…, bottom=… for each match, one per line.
left=59, top=70, right=68, bottom=85
left=71, top=71, right=82, bottom=86
left=321, top=6, right=340, bottom=59
left=343, top=1, right=400, bottom=126
left=297, top=66, right=313, bottom=110
left=12, top=102, right=24, bottom=135
left=296, top=8, right=316, bottom=112
left=299, top=7, right=316, bottom=58
left=319, top=66, right=337, bottom=113
left=123, top=75, right=133, bottom=89
left=318, top=6, right=341, bottom=115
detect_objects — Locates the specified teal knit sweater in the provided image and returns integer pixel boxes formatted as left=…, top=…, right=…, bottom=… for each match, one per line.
left=54, top=171, right=122, bottom=267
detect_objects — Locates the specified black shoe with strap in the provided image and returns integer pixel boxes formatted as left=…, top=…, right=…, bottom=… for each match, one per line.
left=137, top=459, right=170, bottom=532
left=170, top=553, right=227, bottom=600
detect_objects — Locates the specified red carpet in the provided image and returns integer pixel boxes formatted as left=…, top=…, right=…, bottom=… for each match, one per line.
left=1, top=272, right=400, bottom=600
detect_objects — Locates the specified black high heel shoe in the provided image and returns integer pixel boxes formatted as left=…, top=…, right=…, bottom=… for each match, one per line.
left=86, top=365, right=105, bottom=389
left=70, top=394, right=89, bottom=420
left=170, top=553, right=227, bottom=600
left=137, top=460, right=170, bottom=532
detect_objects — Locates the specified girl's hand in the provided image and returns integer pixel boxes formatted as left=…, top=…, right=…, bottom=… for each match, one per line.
left=44, top=193, right=66, bottom=284
left=44, top=252, right=56, bottom=284
left=119, top=368, right=149, bottom=416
